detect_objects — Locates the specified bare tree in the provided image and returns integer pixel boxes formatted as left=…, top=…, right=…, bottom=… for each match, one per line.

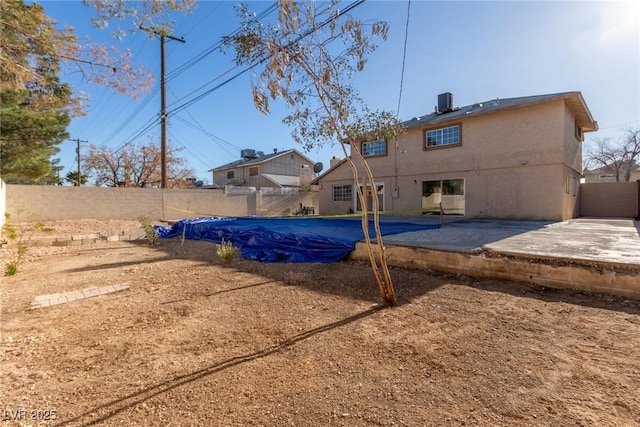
left=83, top=140, right=194, bottom=188
left=585, top=128, right=640, bottom=181
left=223, top=1, right=405, bottom=306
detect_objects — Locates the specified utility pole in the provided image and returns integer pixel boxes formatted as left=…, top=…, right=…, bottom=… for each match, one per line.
left=140, top=26, right=185, bottom=188
left=73, top=138, right=88, bottom=186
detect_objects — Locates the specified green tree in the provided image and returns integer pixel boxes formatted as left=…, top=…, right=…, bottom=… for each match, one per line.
left=65, top=170, right=88, bottom=186
left=0, top=0, right=196, bottom=184
left=0, top=62, right=71, bottom=183
left=223, top=1, right=404, bottom=306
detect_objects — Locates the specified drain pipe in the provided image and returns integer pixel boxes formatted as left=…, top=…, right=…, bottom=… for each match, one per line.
left=637, top=180, right=640, bottom=221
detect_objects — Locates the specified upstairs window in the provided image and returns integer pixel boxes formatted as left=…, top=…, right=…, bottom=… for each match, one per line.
left=226, top=170, right=235, bottom=179
left=361, top=139, right=387, bottom=157
left=425, top=124, right=461, bottom=148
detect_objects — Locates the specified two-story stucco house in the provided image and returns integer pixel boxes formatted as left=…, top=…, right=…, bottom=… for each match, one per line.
left=209, top=148, right=317, bottom=190
left=315, top=91, right=598, bottom=221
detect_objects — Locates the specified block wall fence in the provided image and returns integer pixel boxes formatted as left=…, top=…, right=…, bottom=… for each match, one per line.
left=3, top=184, right=318, bottom=222
left=580, top=182, right=639, bottom=219
left=1, top=181, right=637, bottom=223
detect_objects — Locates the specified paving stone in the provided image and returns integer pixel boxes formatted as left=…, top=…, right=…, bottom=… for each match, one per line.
left=65, top=293, right=84, bottom=302
left=31, top=283, right=131, bottom=309
left=72, top=234, right=101, bottom=240
left=35, top=293, right=61, bottom=301
left=48, top=297, right=68, bottom=305
left=82, top=288, right=101, bottom=298
left=32, top=301, right=49, bottom=308
left=35, top=238, right=56, bottom=247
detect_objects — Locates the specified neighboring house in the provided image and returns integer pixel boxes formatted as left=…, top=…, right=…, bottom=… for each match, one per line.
left=209, top=148, right=318, bottom=190
left=315, top=91, right=598, bottom=221
left=582, top=164, right=640, bottom=183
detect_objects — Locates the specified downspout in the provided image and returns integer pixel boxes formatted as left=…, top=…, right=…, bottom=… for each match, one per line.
left=637, top=180, right=640, bottom=221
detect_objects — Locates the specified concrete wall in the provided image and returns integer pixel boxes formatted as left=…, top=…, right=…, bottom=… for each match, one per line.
left=0, top=180, right=6, bottom=236
left=580, top=182, right=639, bottom=218
left=5, top=185, right=318, bottom=221
left=350, top=243, right=640, bottom=300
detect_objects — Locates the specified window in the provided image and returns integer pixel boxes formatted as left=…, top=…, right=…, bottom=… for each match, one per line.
left=332, top=185, right=352, bottom=202
left=361, top=139, right=387, bottom=157
left=249, top=166, right=258, bottom=176
left=575, top=120, right=584, bottom=141
left=423, top=179, right=464, bottom=197
left=422, top=179, right=465, bottom=215
left=226, top=170, right=235, bottom=179
left=425, top=124, right=461, bottom=148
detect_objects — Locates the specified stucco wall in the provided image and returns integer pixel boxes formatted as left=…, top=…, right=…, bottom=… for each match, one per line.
left=213, top=151, right=314, bottom=189
left=317, top=99, right=581, bottom=220
left=580, top=182, right=639, bottom=218
left=5, top=185, right=319, bottom=221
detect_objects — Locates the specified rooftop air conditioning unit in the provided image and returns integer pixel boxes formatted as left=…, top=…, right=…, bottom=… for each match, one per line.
left=437, top=92, right=453, bottom=113
left=241, top=149, right=257, bottom=159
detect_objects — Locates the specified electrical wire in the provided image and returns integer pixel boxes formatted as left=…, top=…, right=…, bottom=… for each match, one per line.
left=167, top=0, right=366, bottom=117
left=93, top=2, right=279, bottom=152
left=396, top=0, right=411, bottom=118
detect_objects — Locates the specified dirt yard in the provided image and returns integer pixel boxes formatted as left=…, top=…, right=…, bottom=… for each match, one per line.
left=1, top=220, right=639, bottom=426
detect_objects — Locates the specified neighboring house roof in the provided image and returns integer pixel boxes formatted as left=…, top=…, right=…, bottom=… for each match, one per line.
left=583, top=162, right=640, bottom=175
left=262, top=173, right=300, bottom=187
left=311, top=157, right=349, bottom=184
left=400, top=91, right=598, bottom=132
left=208, top=149, right=315, bottom=172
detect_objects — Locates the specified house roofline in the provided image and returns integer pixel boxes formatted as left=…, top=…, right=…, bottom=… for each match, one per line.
left=400, top=91, right=598, bottom=133
left=340, top=92, right=598, bottom=146
left=208, top=148, right=315, bottom=172
left=311, top=157, right=350, bottom=184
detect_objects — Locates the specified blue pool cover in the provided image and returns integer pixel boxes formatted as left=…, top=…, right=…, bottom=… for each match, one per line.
left=155, top=217, right=437, bottom=263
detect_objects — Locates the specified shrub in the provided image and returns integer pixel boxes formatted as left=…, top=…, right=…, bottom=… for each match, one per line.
left=138, top=216, right=159, bottom=245
left=2, top=213, right=47, bottom=276
left=216, top=238, right=239, bottom=264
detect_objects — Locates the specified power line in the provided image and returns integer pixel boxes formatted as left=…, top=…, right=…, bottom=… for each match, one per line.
left=397, top=0, right=411, bottom=118
left=166, top=125, right=215, bottom=172
left=173, top=114, right=240, bottom=157
left=87, top=1, right=365, bottom=162
left=166, top=0, right=366, bottom=117
left=88, top=3, right=278, bottom=154
left=166, top=2, right=279, bottom=82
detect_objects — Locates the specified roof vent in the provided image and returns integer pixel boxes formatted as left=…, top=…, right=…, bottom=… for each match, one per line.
left=437, top=92, right=454, bottom=113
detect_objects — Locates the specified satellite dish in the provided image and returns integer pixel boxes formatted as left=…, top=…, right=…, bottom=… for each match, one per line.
left=313, top=162, right=324, bottom=173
